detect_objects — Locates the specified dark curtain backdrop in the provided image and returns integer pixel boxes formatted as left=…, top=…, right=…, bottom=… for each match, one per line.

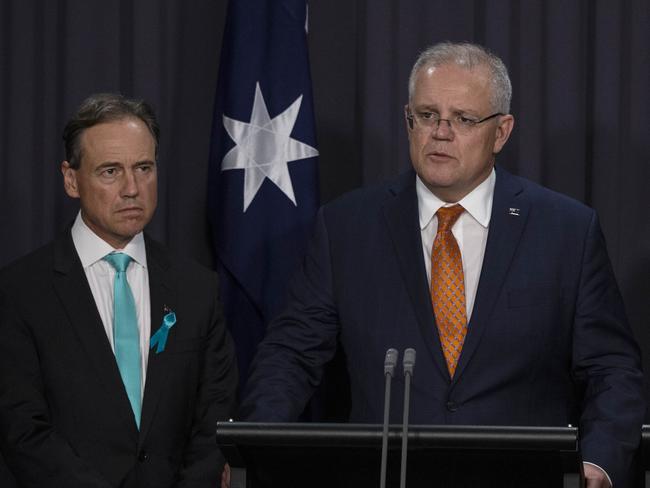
left=1, top=0, right=649, bottom=414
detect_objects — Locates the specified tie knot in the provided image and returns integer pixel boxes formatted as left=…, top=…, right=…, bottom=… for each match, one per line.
left=436, top=204, right=464, bottom=232
left=104, top=252, right=132, bottom=273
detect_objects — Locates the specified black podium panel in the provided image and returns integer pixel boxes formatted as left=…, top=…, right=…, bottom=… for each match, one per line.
left=217, top=422, right=582, bottom=488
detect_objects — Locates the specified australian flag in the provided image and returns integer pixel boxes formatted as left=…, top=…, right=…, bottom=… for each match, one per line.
left=208, top=0, right=320, bottom=386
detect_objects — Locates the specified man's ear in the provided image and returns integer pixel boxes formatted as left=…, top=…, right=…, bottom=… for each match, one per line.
left=61, top=161, right=80, bottom=198
left=405, top=104, right=417, bottom=145
left=493, top=114, right=514, bottom=154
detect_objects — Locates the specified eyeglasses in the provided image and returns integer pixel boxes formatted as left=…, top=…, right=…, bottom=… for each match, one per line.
left=406, top=109, right=503, bottom=134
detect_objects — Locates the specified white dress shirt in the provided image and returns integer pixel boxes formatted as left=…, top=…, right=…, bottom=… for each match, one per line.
left=417, top=169, right=495, bottom=320
left=71, top=212, right=151, bottom=398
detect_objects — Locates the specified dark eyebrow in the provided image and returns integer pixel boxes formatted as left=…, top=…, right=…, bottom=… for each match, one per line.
left=93, top=160, right=156, bottom=172
left=95, top=161, right=122, bottom=170
left=413, top=104, right=438, bottom=111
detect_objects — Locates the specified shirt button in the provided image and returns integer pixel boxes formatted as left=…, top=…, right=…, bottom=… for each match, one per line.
left=446, top=401, right=458, bottom=412
left=138, top=450, right=148, bottom=462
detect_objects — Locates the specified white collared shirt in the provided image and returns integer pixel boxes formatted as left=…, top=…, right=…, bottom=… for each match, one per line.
left=417, top=169, right=495, bottom=320
left=71, top=212, right=151, bottom=397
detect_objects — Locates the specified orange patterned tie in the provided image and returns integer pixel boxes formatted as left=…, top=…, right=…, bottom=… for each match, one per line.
left=431, top=204, right=467, bottom=377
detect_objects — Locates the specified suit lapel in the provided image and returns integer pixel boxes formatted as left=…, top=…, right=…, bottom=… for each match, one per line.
left=453, top=167, right=529, bottom=381
left=52, top=232, right=138, bottom=435
left=382, top=172, right=450, bottom=378
left=139, top=237, right=176, bottom=442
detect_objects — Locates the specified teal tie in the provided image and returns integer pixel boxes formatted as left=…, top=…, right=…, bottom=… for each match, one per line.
left=104, top=252, right=142, bottom=429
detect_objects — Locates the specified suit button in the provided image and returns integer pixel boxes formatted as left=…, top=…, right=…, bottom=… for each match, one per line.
left=446, top=401, right=458, bottom=412
left=138, top=450, right=148, bottom=462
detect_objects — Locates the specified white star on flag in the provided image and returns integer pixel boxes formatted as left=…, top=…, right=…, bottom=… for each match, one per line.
left=221, top=82, right=319, bottom=211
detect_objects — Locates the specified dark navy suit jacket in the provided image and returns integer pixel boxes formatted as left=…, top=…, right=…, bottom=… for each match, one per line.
left=241, top=166, right=644, bottom=486
left=0, top=232, right=238, bottom=488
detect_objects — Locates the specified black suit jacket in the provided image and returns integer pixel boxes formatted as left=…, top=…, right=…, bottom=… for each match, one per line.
left=241, top=167, right=644, bottom=486
left=0, top=231, right=238, bottom=487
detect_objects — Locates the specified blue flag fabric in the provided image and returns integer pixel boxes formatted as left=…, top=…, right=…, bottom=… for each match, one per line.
left=208, top=0, right=320, bottom=385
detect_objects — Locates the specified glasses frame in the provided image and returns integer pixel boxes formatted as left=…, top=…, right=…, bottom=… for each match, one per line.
left=406, top=108, right=503, bottom=133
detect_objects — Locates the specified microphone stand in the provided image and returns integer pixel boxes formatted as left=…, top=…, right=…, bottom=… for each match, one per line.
left=400, top=348, right=416, bottom=488
left=380, top=348, right=398, bottom=488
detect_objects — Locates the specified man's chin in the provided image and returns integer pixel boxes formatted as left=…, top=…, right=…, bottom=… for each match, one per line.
left=419, top=173, right=457, bottom=192
left=420, top=177, right=468, bottom=203
left=110, top=222, right=148, bottom=245
left=119, top=224, right=145, bottom=238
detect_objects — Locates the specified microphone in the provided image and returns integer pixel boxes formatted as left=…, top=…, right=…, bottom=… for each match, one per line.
left=399, top=348, right=416, bottom=488
left=380, top=348, right=399, bottom=488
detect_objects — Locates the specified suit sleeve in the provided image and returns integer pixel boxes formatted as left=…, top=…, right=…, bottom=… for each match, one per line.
left=175, top=271, right=238, bottom=488
left=572, top=211, right=644, bottom=487
left=238, top=208, right=341, bottom=421
left=0, top=289, right=114, bottom=488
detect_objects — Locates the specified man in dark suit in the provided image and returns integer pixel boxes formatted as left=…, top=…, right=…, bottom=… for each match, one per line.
left=239, top=42, right=644, bottom=487
left=0, top=93, right=238, bottom=487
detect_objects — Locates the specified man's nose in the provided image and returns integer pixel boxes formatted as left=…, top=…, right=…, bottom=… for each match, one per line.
left=432, top=118, right=453, bottom=139
left=120, top=170, right=139, bottom=197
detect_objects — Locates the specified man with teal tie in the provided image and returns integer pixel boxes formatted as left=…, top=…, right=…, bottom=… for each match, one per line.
left=0, top=93, right=238, bottom=487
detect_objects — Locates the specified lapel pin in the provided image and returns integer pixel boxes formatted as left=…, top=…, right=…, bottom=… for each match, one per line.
left=508, top=207, right=520, bottom=216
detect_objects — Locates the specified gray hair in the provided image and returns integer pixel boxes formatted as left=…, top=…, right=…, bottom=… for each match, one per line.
left=62, top=93, right=160, bottom=169
left=408, top=41, right=512, bottom=114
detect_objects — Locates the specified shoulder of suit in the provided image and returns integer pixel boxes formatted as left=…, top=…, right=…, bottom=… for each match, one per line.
left=143, top=235, right=217, bottom=281
left=323, top=170, right=414, bottom=214
left=506, top=171, right=595, bottom=218
left=0, top=237, right=59, bottom=289
left=494, top=166, right=595, bottom=221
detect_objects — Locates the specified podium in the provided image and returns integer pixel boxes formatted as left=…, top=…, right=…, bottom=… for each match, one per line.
left=217, top=422, right=583, bottom=488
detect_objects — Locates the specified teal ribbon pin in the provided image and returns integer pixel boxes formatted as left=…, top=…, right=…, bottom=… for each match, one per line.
left=150, top=310, right=176, bottom=353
